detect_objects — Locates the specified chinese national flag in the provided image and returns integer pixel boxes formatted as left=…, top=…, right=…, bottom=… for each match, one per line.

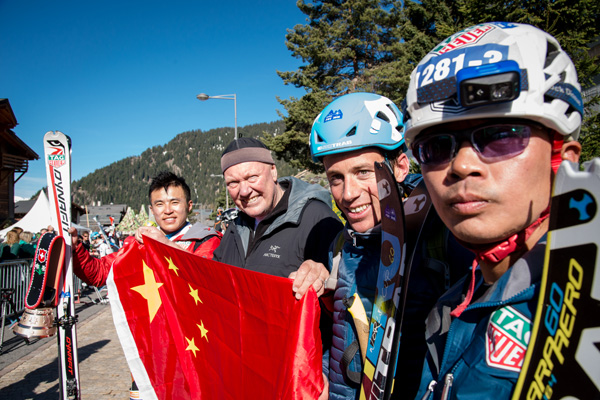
left=107, top=237, right=323, bottom=399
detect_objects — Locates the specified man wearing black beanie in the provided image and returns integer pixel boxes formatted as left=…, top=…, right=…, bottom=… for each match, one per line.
left=213, top=137, right=343, bottom=295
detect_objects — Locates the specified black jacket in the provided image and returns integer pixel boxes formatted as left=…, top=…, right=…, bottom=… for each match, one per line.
left=213, top=177, right=343, bottom=278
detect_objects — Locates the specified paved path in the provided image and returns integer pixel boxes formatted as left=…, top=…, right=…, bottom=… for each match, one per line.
left=0, top=305, right=131, bottom=399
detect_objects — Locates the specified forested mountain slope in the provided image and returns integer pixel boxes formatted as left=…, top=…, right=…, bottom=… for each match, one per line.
left=71, top=120, right=300, bottom=210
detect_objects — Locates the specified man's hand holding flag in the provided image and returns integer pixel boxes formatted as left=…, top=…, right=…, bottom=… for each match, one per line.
left=107, top=236, right=324, bottom=399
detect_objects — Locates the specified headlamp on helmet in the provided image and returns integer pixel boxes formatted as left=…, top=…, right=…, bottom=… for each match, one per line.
left=404, top=22, right=583, bottom=145
left=457, top=60, right=521, bottom=107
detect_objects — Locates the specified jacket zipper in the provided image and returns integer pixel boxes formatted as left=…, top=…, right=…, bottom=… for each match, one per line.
left=420, top=380, right=437, bottom=400
left=440, top=373, right=454, bottom=400
left=439, top=279, right=535, bottom=363
left=423, top=276, right=536, bottom=399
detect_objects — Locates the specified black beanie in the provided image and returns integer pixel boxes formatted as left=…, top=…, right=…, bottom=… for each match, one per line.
left=221, top=137, right=275, bottom=173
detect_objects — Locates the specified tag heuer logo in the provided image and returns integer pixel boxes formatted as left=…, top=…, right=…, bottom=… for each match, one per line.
left=432, top=23, right=495, bottom=55
left=48, top=154, right=66, bottom=167
left=486, top=306, right=531, bottom=372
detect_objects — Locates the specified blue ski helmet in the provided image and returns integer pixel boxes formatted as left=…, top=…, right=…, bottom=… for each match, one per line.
left=310, top=92, right=405, bottom=162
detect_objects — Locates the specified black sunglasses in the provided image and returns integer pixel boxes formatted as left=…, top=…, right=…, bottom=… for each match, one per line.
left=413, top=122, right=535, bottom=166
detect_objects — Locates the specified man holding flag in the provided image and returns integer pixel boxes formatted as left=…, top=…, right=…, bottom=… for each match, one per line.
left=68, top=171, right=222, bottom=287
left=67, top=161, right=335, bottom=398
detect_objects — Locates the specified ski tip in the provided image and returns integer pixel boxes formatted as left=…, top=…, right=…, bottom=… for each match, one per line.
left=44, top=130, right=66, bottom=136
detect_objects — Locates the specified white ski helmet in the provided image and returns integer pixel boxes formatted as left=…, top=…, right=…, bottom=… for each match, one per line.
left=403, top=22, right=583, bottom=147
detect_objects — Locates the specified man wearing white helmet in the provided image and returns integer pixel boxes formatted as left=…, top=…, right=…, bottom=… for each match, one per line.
left=403, top=22, right=582, bottom=399
left=90, top=231, right=111, bottom=258
left=307, top=92, right=472, bottom=400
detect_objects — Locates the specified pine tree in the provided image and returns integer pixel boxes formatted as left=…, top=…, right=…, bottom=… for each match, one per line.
left=456, top=0, right=600, bottom=157
left=456, top=0, right=600, bottom=88
left=266, top=0, right=404, bottom=172
left=272, top=0, right=600, bottom=169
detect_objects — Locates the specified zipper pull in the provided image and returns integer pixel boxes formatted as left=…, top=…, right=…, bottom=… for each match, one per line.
left=420, top=380, right=437, bottom=400
left=440, top=373, right=454, bottom=400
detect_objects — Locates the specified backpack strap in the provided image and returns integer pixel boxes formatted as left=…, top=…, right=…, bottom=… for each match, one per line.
left=325, top=230, right=345, bottom=291
left=320, top=231, right=345, bottom=316
left=340, top=340, right=362, bottom=386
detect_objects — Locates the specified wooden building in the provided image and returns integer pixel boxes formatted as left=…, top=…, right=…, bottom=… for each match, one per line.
left=0, top=99, right=39, bottom=223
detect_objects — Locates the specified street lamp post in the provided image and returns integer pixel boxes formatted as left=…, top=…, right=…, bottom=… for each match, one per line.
left=196, top=93, right=238, bottom=140
left=210, top=173, right=229, bottom=209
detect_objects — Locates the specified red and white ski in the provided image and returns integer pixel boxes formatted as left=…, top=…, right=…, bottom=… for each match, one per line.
left=44, top=130, right=81, bottom=399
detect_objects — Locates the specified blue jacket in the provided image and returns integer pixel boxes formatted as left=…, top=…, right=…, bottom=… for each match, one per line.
left=326, top=225, right=380, bottom=400
left=416, top=240, right=545, bottom=400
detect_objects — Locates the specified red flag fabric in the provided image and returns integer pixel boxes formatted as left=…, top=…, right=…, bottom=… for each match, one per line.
left=107, top=237, right=323, bottom=400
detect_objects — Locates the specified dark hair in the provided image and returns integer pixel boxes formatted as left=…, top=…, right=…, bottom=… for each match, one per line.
left=383, top=144, right=407, bottom=164
left=148, top=171, right=191, bottom=203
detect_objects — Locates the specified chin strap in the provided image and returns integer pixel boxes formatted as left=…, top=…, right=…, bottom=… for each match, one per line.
left=551, top=133, right=564, bottom=174
left=450, top=206, right=550, bottom=318
left=450, top=132, right=562, bottom=318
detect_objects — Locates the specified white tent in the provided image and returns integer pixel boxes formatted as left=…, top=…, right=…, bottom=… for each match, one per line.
left=0, top=193, right=92, bottom=239
left=1, top=192, right=51, bottom=239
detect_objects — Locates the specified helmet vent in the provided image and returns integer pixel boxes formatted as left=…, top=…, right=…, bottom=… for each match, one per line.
left=559, top=71, right=566, bottom=82
left=376, top=111, right=390, bottom=123
left=385, top=104, right=400, bottom=120
left=544, top=40, right=560, bottom=69
left=346, top=127, right=357, bottom=137
left=543, top=94, right=578, bottom=118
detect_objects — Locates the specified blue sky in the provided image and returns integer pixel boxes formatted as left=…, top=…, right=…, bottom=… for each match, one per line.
left=1, top=0, right=308, bottom=199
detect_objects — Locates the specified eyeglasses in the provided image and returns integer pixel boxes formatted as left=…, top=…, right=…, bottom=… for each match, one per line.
left=412, top=122, right=534, bottom=166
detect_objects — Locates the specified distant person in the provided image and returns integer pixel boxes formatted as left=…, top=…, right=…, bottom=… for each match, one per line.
left=0, top=230, right=20, bottom=260
left=17, top=231, right=35, bottom=258
left=80, top=231, right=91, bottom=251
left=214, top=208, right=237, bottom=233
left=212, top=137, right=343, bottom=287
left=90, top=232, right=111, bottom=258
left=11, top=226, right=23, bottom=237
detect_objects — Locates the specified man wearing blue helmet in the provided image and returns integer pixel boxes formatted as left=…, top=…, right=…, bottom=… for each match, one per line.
left=403, top=23, right=583, bottom=399
left=308, top=92, right=472, bottom=400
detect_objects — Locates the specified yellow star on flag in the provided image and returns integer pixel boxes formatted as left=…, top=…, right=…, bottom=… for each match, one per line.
left=188, top=284, right=202, bottom=305
left=165, top=256, right=179, bottom=276
left=198, top=321, right=209, bottom=342
left=131, top=261, right=164, bottom=323
left=185, top=336, right=199, bottom=357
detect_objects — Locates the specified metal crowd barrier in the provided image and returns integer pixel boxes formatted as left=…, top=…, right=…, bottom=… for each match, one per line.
left=0, top=258, right=84, bottom=316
